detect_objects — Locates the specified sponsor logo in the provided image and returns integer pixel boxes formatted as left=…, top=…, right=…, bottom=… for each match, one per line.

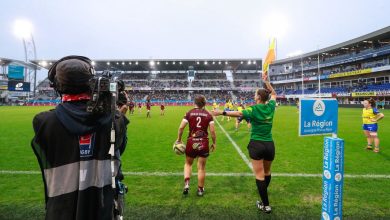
left=324, top=170, right=331, bottom=179
left=329, top=68, right=372, bottom=79
left=322, top=212, right=330, bottom=220
left=79, top=133, right=95, bottom=157
left=351, top=92, right=376, bottom=97
left=335, top=173, right=342, bottom=182
left=313, top=100, right=326, bottom=116
left=192, top=142, right=201, bottom=150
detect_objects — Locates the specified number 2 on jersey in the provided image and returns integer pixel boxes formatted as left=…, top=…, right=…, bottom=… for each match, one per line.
left=196, top=117, right=201, bottom=128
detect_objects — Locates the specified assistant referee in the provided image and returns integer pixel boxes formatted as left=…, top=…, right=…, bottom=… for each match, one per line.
left=212, top=75, right=277, bottom=214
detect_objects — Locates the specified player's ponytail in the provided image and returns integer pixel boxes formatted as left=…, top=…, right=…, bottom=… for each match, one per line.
left=368, top=98, right=376, bottom=107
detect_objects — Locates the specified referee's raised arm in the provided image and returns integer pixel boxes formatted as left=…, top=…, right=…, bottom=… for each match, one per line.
left=262, top=75, right=276, bottom=100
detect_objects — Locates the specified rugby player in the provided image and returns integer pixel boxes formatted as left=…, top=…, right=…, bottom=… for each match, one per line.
left=235, top=103, right=251, bottom=131
left=137, top=102, right=142, bottom=114
left=128, top=99, right=135, bottom=115
left=176, top=95, right=216, bottom=196
left=146, top=101, right=151, bottom=118
left=160, top=103, right=165, bottom=116
left=362, top=98, right=384, bottom=152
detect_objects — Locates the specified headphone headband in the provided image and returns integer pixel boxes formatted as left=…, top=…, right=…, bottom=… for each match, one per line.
left=48, top=55, right=95, bottom=91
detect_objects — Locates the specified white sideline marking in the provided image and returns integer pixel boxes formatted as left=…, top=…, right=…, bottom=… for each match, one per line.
left=1, top=170, right=390, bottom=179
left=0, top=170, right=40, bottom=174
left=214, top=117, right=253, bottom=170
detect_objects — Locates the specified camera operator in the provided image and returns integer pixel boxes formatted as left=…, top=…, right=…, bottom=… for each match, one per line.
left=114, top=80, right=130, bottom=180
left=31, top=56, right=128, bottom=220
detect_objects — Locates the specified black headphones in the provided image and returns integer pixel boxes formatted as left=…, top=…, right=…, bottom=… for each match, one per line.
left=48, top=55, right=95, bottom=90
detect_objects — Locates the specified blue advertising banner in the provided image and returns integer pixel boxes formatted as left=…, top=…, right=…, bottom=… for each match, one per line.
left=8, top=80, right=30, bottom=92
left=299, top=98, right=338, bottom=136
left=8, top=65, right=24, bottom=80
left=322, top=137, right=344, bottom=220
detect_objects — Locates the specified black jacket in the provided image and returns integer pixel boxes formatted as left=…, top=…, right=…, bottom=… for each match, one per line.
left=31, top=101, right=128, bottom=220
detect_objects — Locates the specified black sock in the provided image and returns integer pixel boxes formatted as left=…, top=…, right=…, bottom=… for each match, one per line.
left=265, top=175, right=271, bottom=188
left=256, top=179, right=269, bottom=206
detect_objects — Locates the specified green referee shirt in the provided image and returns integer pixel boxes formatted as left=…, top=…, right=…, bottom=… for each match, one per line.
left=241, top=100, right=276, bottom=141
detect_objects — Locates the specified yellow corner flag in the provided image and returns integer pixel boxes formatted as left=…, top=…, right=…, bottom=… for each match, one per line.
left=262, top=38, right=276, bottom=78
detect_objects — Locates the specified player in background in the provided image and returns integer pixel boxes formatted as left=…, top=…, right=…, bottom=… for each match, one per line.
left=378, top=99, right=385, bottom=109
left=228, top=100, right=234, bottom=121
left=128, top=99, right=135, bottom=115
left=212, top=100, right=219, bottom=111
left=221, top=100, right=231, bottom=122
left=138, top=102, right=142, bottom=114
left=146, top=101, right=151, bottom=118
left=229, top=101, right=235, bottom=111
left=235, top=103, right=251, bottom=132
left=212, top=75, right=277, bottom=214
left=176, top=95, right=216, bottom=197
left=362, top=98, right=384, bottom=153
left=160, top=103, right=165, bottom=116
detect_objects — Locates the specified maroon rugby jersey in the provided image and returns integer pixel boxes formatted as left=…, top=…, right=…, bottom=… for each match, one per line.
left=184, top=108, right=213, bottom=138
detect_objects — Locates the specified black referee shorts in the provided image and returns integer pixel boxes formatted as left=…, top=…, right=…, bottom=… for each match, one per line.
left=247, top=140, right=275, bottom=161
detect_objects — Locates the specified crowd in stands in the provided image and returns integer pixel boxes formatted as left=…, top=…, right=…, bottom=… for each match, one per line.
left=233, top=91, right=255, bottom=102
left=233, top=72, right=259, bottom=80
left=128, top=90, right=188, bottom=102
left=356, top=82, right=390, bottom=92
left=271, top=59, right=389, bottom=82
left=34, top=90, right=57, bottom=100
left=192, top=80, right=231, bottom=88
left=148, top=91, right=189, bottom=101
left=126, top=90, right=233, bottom=102
left=150, top=80, right=188, bottom=88
left=277, top=82, right=390, bottom=96
left=127, top=90, right=148, bottom=101
left=120, top=73, right=150, bottom=80
left=156, top=73, right=187, bottom=80
left=362, top=59, right=388, bottom=69
left=124, top=80, right=149, bottom=88
left=194, top=72, right=226, bottom=80
left=123, top=80, right=188, bottom=88
left=36, top=79, right=51, bottom=89
left=233, top=80, right=261, bottom=88
left=198, top=90, right=232, bottom=102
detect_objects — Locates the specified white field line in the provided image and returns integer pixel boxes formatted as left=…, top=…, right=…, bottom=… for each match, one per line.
left=1, top=170, right=390, bottom=179
left=214, top=117, right=253, bottom=171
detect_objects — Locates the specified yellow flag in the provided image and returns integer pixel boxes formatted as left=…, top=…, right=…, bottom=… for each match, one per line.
left=262, top=38, right=276, bottom=78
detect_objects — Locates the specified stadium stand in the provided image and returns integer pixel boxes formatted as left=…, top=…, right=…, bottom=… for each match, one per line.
left=5, top=26, right=387, bottom=108
left=26, top=59, right=260, bottom=105
left=268, top=26, right=390, bottom=106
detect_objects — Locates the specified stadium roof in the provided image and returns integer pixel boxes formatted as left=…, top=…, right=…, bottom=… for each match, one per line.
left=271, top=26, right=390, bottom=65
left=31, top=58, right=262, bottom=72
left=0, top=57, right=40, bottom=70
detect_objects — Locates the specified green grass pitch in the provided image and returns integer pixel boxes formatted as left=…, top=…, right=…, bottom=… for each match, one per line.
left=0, top=105, right=389, bottom=219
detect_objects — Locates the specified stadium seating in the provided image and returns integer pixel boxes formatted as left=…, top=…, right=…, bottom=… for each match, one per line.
left=357, top=83, right=390, bottom=92
left=192, top=80, right=231, bottom=88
